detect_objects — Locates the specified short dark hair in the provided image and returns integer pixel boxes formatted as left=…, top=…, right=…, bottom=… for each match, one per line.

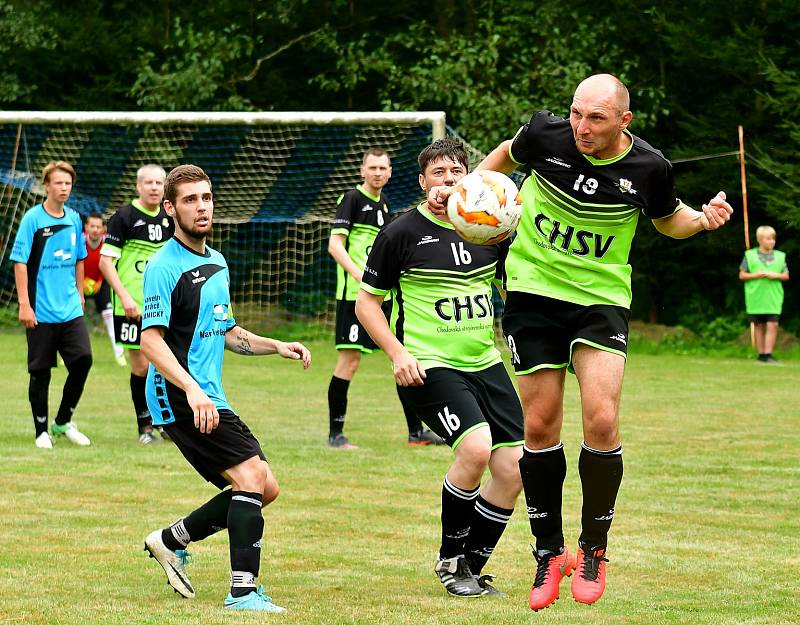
left=86, top=212, right=104, bottom=223
left=418, top=138, right=469, bottom=175
left=164, top=164, right=211, bottom=205
left=362, top=147, right=389, bottom=164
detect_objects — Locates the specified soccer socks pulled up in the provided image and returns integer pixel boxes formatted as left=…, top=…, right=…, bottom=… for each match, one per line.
left=55, top=355, right=92, bottom=426
left=228, top=491, right=264, bottom=598
left=130, top=373, right=151, bottom=434
left=519, top=443, right=567, bottom=553
left=578, top=443, right=623, bottom=548
left=327, top=376, right=350, bottom=437
left=29, top=369, right=51, bottom=437
left=439, top=476, right=479, bottom=560
left=101, top=309, right=121, bottom=356
left=397, top=384, right=423, bottom=435
left=161, top=489, right=235, bottom=551
left=464, top=494, right=514, bottom=575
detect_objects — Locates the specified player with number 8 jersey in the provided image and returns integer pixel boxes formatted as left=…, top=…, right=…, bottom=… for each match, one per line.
left=357, top=139, right=524, bottom=597
left=100, top=165, right=175, bottom=444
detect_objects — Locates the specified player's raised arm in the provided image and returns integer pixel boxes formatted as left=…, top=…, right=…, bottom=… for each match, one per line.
left=476, top=139, right=518, bottom=174
left=224, top=325, right=311, bottom=368
left=653, top=191, right=733, bottom=239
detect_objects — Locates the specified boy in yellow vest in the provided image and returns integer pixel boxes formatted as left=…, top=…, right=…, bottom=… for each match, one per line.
left=739, top=225, right=790, bottom=362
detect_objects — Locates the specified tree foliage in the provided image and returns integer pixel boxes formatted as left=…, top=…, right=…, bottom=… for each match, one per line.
left=3, top=0, right=799, bottom=327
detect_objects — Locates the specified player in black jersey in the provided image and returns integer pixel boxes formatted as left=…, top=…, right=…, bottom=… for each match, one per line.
left=100, top=164, right=175, bottom=444
left=428, top=74, right=733, bottom=609
left=327, top=148, right=443, bottom=448
left=357, top=139, right=524, bottom=597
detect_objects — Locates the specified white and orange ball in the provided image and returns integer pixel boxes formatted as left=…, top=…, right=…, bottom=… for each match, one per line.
left=446, top=170, right=522, bottom=245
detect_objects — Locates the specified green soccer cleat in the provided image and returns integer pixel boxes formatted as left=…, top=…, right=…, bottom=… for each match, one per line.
left=51, top=422, right=91, bottom=446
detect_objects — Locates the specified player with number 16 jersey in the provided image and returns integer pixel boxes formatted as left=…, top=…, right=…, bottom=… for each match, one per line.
left=357, top=139, right=523, bottom=598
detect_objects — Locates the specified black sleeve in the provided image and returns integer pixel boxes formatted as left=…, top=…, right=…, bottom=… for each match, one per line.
left=509, top=110, right=557, bottom=165
left=643, top=159, right=680, bottom=219
left=104, top=206, right=129, bottom=249
left=362, top=227, right=404, bottom=293
left=332, top=190, right=357, bottom=232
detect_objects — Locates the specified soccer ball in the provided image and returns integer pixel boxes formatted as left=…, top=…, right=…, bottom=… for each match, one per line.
left=446, top=170, right=522, bottom=245
left=83, top=278, right=97, bottom=296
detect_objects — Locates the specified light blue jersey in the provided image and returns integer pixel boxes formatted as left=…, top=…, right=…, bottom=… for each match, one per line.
left=10, top=204, right=86, bottom=323
left=142, top=238, right=236, bottom=425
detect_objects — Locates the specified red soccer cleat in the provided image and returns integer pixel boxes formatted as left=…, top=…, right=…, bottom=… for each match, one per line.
left=571, top=543, right=609, bottom=605
left=529, top=546, right=576, bottom=611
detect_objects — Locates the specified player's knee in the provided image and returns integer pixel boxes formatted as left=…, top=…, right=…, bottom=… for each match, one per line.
left=455, top=438, right=492, bottom=474
left=263, top=476, right=280, bottom=505
left=67, top=354, right=92, bottom=375
left=491, top=450, right=523, bottom=494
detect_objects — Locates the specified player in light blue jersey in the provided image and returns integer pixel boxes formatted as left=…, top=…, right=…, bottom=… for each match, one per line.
left=11, top=160, right=92, bottom=448
left=140, top=165, right=311, bottom=613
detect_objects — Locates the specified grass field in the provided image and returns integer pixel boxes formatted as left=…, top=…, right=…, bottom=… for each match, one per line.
left=0, top=327, right=797, bottom=625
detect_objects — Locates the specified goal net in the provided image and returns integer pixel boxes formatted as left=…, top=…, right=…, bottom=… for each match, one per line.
left=0, top=111, right=445, bottom=333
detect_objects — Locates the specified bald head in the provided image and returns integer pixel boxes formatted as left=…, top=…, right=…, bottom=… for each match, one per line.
left=575, top=74, right=630, bottom=117
left=569, top=74, right=634, bottom=159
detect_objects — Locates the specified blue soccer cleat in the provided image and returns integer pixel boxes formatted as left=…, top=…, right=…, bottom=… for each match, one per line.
left=224, top=586, right=286, bottom=613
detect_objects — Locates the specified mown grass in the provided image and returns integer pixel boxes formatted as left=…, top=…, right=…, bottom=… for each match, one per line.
left=0, top=327, right=797, bottom=625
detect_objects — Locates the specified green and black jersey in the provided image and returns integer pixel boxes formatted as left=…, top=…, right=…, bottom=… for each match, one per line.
left=507, top=110, right=680, bottom=308
left=331, top=185, right=389, bottom=301
left=101, top=199, right=174, bottom=313
left=361, top=205, right=507, bottom=372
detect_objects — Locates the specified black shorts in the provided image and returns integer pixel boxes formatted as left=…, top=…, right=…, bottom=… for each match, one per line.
left=335, top=299, right=390, bottom=352
left=502, top=292, right=630, bottom=374
left=163, top=409, right=267, bottom=490
left=749, top=314, right=780, bottom=323
left=87, top=280, right=112, bottom=315
left=113, top=314, right=142, bottom=348
left=397, top=362, right=523, bottom=449
left=27, top=316, right=92, bottom=372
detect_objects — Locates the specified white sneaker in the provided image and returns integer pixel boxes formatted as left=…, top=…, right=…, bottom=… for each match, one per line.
left=35, top=432, right=53, bottom=449
left=52, top=422, right=91, bottom=446
left=144, top=530, right=195, bottom=598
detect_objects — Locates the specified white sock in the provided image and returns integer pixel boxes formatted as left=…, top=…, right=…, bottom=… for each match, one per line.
left=102, top=309, right=122, bottom=357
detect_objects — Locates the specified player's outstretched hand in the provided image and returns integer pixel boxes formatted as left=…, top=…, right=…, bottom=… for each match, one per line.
left=277, top=341, right=311, bottom=369
left=392, top=349, right=426, bottom=387
left=426, top=185, right=455, bottom=218
left=700, top=191, right=733, bottom=231
left=187, top=384, right=219, bottom=434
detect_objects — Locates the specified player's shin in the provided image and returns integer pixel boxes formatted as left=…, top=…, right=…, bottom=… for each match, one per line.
left=29, top=369, right=51, bottom=437
left=55, top=355, right=91, bottom=426
left=163, top=489, right=234, bottom=550
left=464, top=494, right=514, bottom=574
left=519, top=443, right=567, bottom=551
left=130, top=373, right=151, bottom=435
left=439, top=476, right=479, bottom=559
left=577, top=443, right=623, bottom=548
left=228, top=491, right=264, bottom=597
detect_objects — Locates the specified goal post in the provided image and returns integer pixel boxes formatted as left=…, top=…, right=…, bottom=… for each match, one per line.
left=0, top=110, right=446, bottom=333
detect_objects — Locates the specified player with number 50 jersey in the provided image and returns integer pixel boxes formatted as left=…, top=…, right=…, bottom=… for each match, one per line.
left=100, top=164, right=174, bottom=444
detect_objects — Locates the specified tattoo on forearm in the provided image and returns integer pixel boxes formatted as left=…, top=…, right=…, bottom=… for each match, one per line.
left=236, top=331, right=254, bottom=355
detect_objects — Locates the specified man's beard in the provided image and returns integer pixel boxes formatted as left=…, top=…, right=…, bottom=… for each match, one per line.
left=175, top=212, right=212, bottom=240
